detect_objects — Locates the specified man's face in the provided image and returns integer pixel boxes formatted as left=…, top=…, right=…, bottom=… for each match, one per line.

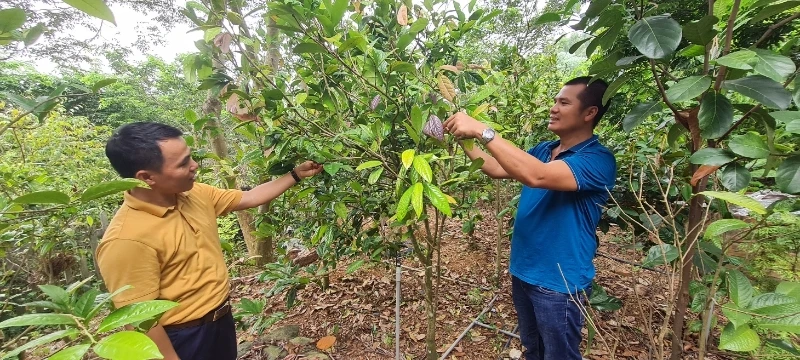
left=548, top=84, right=595, bottom=134
left=147, top=137, right=198, bottom=194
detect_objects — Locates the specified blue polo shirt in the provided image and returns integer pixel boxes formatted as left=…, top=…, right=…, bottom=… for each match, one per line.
left=509, top=135, right=616, bottom=294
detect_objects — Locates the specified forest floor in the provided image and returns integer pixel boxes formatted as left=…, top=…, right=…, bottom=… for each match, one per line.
left=232, top=205, right=740, bottom=360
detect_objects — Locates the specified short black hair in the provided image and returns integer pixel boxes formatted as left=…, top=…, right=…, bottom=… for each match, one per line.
left=105, top=122, right=184, bottom=178
left=564, top=76, right=610, bottom=127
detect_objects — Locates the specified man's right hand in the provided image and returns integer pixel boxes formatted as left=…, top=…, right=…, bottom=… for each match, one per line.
left=294, top=160, right=323, bottom=179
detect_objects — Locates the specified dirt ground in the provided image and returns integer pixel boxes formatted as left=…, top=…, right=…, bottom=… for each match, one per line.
left=232, top=206, right=742, bottom=360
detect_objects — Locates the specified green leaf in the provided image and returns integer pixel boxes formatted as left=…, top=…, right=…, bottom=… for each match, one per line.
left=682, top=15, right=718, bottom=45
left=12, top=191, right=70, bottom=205
left=601, top=71, right=632, bottom=105
left=23, top=23, right=46, bottom=46
left=411, top=183, right=424, bottom=218
left=788, top=120, right=800, bottom=134
left=328, top=0, right=348, bottom=25
left=412, top=156, right=433, bottom=183
left=98, top=300, right=179, bottom=333
left=704, top=218, right=749, bottom=240
left=391, top=61, right=416, bottom=74
left=346, top=259, right=364, bottom=274
left=38, top=284, right=70, bottom=306
left=401, top=150, right=415, bottom=169
left=721, top=163, right=751, bottom=192
left=722, top=304, right=753, bottom=329
left=408, top=18, right=429, bottom=33
left=665, top=76, right=712, bottom=103
left=423, top=183, right=451, bottom=216
left=699, top=191, right=767, bottom=214
left=727, top=269, right=755, bottom=308
left=752, top=1, right=800, bottom=22
left=93, top=331, right=162, bottom=360
left=81, top=179, right=142, bottom=202
left=293, top=42, right=327, bottom=54
left=719, top=323, right=760, bottom=352
left=689, top=148, right=736, bottom=166
left=776, top=155, right=800, bottom=194
left=396, top=186, right=413, bottom=220
left=0, top=313, right=76, bottom=328
left=91, top=78, right=117, bottom=92
left=794, top=77, right=800, bottom=107
left=568, top=38, right=591, bottom=54
left=757, top=314, right=800, bottom=333
left=752, top=49, right=796, bottom=82
left=62, top=0, right=116, bottom=25
left=355, top=161, right=382, bottom=171
left=769, top=110, right=800, bottom=124
left=749, top=293, right=800, bottom=316
left=722, top=75, right=792, bottom=110
left=715, top=49, right=757, bottom=70
left=396, top=32, right=415, bottom=51
left=628, top=15, right=682, bottom=59
left=698, top=91, right=734, bottom=138
left=765, top=339, right=800, bottom=356
left=0, top=8, right=27, bottom=33
left=623, top=101, right=664, bottom=131
left=615, top=55, right=643, bottom=66
left=2, top=329, right=79, bottom=359
left=49, top=344, right=91, bottom=360
left=367, top=167, right=383, bottom=185
left=73, top=288, right=100, bottom=319
left=776, top=282, right=800, bottom=300
left=322, top=162, right=343, bottom=176
left=728, top=133, right=770, bottom=159
left=641, top=244, right=679, bottom=268
left=411, top=106, right=423, bottom=133
left=533, top=12, right=561, bottom=25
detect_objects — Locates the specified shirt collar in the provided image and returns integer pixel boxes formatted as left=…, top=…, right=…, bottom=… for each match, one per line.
left=123, top=190, right=186, bottom=218
left=546, top=135, right=599, bottom=154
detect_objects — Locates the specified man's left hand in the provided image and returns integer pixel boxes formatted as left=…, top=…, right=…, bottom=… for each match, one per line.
left=443, top=112, right=487, bottom=140
left=294, top=161, right=324, bottom=179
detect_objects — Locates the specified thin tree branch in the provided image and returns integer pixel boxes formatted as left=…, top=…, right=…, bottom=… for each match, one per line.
left=649, top=60, right=680, bottom=116
left=754, top=12, right=800, bottom=48
left=714, top=0, right=742, bottom=90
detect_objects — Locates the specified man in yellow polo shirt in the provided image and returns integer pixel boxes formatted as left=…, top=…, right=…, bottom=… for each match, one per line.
left=96, top=122, right=322, bottom=360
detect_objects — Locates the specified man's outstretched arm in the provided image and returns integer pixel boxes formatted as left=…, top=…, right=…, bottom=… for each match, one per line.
left=233, top=161, right=323, bottom=211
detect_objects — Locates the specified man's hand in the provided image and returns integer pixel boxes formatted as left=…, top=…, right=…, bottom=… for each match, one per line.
left=443, top=112, right=488, bottom=140
left=294, top=160, right=323, bottom=179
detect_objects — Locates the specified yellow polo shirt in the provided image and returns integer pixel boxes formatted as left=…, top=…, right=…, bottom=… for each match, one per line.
left=96, top=183, right=242, bottom=325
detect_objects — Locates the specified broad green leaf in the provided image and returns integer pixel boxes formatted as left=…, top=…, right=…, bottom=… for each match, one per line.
left=23, top=23, right=45, bottom=46
left=728, top=133, right=770, bottom=159
left=391, top=61, right=416, bottom=74
left=719, top=323, right=760, bottom=352
left=411, top=106, right=423, bottom=133
left=715, top=49, right=757, bottom=70
left=769, top=110, right=800, bottom=124
left=679, top=44, right=706, bottom=57
left=628, top=15, right=682, bottom=59
left=727, top=269, right=755, bottom=308
left=722, top=75, right=792, bottom=110
left=396, top=186, right=413, bottom=220
left=623, top=101, right=664, bottom=131
left=585, top=0, right=611, bottom=18
left=334, top=202, right=347, bottom=220
left=12, top=191, right=70, bottom=205
left=423, top=183, right=451, bottom=216
left=615, top=55, right=643, bottom=66
left=346, top=260, right=364, bottom=274
left=23, top=301, right=66, bottom=312
left=62, top=0, right=116, bottom=25
left=411, top=183, right=424, bottom=218
left=412, top=156, right=433, bottom=183
left=328, top=0, right=348, bottom=25
left=408, top=18, right=429, bottom=33
left=91, top=78, right=117, bottom=92
left=0, top=313, right=76, bottom=328
left=788, top=120, right=800, bottom=134
left=721, top=304, right=752, bottom=329
left=568, top=38, right=591, bottom=54
left=323, top=162, right=343, bottom=176
left=765, top=339, right=800, bottom=355
left=293, top=42, right=327, bottom=54
left=401, top=150, right=415, bottom=169
left=601, top=70, right=631, bottom=105
left=396, top=32, right=415, bottom=51
left=665, top=76, right=712, bottom=103
left=39, top=284, right=70, bottom=306
left=721, top=163, right=751, bottom=192
left=704, top=218, right=749, bottom=240
left=752, top=49, right=796, bottom=82
left=641, top=244, right=679, bottom=268
left=2, top=329, right=79, bottom=359
left=794, top=77, right=800, bottom=107
left=757, top=314, right=800, bottom=333
left=776, top=282, right=800, bottom=300
left=689, top=148, right=735, bottom=166
left=749, top=293, right=800, bottom=316
left=49, top=344, right=91, bottom=360
left=698, top=91, right=734, bottom=138
left=73, top=288, right=100, bottom=319
left=368, top=168, right=383, bottom=184
left=586, top=23, right=622, bottom=57
left=93, top=331, right=162, bottom=360
left=681, top=15, right=718, bottom=45
left=752, top=1, right=800, bottom=22
left=533, top=12, right=560, bottom=25
left=0, top=8, right=26, bottom=33
left=355, top=161, right=382, bottom=171
left=99, top=300, right=179, bottom=333
left=81, top=179, right=142, bottom=202
left=776, top=155, right=800, bottom=194
left=699, top=191, right=767, bottom=214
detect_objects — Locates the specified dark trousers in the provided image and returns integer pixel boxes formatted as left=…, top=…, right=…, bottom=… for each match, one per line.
left=165, top=312, right=237, bottom=360
left=512, top=276, right=590, bottom=360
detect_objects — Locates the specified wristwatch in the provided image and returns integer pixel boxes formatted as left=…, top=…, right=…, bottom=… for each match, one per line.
left=480, top=127, right=496, bottom=145
left=290, top=170, right=302, bottom=183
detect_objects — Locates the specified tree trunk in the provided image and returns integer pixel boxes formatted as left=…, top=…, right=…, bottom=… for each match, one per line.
left=423, top=259, right=437, bottom=360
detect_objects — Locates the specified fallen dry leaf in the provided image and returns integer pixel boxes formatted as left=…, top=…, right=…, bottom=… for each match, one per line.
left=316, top=335, right=336, bottom=350
left=509, top=348, right=522, bottom=359
left=397, top=4, right=408, bottom=26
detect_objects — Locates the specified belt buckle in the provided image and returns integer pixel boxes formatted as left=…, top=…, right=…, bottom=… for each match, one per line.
left=212, top=303, right=230, bottom=321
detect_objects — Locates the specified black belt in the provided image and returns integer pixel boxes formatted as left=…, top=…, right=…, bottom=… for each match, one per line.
left=163, top=298, right=231, bottom=331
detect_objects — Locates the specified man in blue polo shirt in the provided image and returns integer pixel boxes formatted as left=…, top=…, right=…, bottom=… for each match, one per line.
left=443, top=77, right=616, bottom=359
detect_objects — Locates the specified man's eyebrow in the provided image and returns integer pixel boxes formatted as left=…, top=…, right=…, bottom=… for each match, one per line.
left=179, top=154, right=191, bottom=165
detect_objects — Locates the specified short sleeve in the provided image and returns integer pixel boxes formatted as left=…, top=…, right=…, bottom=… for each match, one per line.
left=562, top=148, right=617, bottom=193
left=192, top=183, right=243, bottom=216
left=96, top=239, right=161, bottom=308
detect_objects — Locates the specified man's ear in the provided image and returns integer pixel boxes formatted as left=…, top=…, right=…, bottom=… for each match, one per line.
left=135, top=170, right=157, bottom=186
left=583, top=106, right=599, bottom=124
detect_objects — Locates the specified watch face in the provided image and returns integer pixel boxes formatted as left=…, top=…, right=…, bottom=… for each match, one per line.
left=483, top=128, right=495, bottom=142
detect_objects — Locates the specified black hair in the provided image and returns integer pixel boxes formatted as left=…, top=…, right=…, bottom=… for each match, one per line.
left=105, top=122, right=184, bottom=178
left=564, top=76, right=610, bottom=127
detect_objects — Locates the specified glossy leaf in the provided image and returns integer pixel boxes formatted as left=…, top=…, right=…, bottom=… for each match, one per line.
left=92, top=78, right=117, bottom=92
left=721, top=304, right=752, bottom=329
left=355, top=160, right=382, bottom=171
left=719, top=323, right=760, bottom=351
left=411, top=183, right=424, bottom=218
left=698, top=91, right=733, bottom=138
left=728, top=133, right=770, bottom=159
left=0, top=313, right=75, bottom=328
left=722, top=75, right=792, bottom=110
left=62, top=0, right=116, bottom=25
left=423, top=183, right=451, bottom=216
left=2, top=329, right=79, bottom=359
left=534, top=12, right=561, bottom=25
left=721, top=163, right=751, bottom=191
left=93, top=331, right=162, bottom=360
left=99, top=300, right=179, bottom=333
left=412, top=156, right=433, bottom=183
left=715, top=49, right=757, bottom=70
left=769, top=110, right=800, bottom=124
left=704, top=218, right=749, bottom=240
left=74, top=288, right=100, bottom=319
left=642, top=244, right=679, bottom=268
left=368, top=168, right=383, bottom=184
left=689, top=148, right=735, bottom=166
left=752, top=49, right=796, bottom=82
left=49, top=344, right=91, bottom=360
left=776, top=155, right=800, bottom=194
left=12, top=191, right=70, bottom=205
left=682, top=15, right=718, bottom=45
left=628, top=15, right=682, bottom=59
left=396, top=186, right=413, bottom=220
left=401, top=150, right=415, bottom=169
left=699, top=190, right=767, bottom=214
left=788, top=120, right=800, bottom=134
left=0, top=8, right=26, bottom=33
left=665, top=76, right=711, bottom=103
left=623, top=101, right=664, bottom=131
left=81, top=179, right=142, bottom=202
left=727, top=270, right=755, bottom=308
left=293, top=42, right=327, bottom=54
left=776, top=282, right=800, bottom=300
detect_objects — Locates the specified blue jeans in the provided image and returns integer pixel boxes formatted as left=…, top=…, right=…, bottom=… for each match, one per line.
left=165, top=312, right=237, bottom=360
left=512, top=276, right=590, bottom=360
